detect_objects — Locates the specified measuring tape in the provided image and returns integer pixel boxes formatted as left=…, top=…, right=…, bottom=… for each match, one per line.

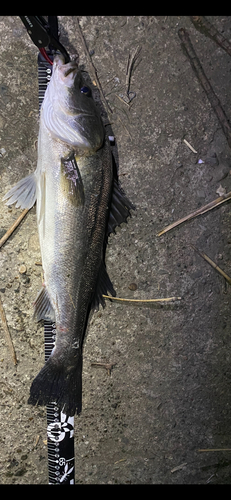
left=38, top=51, right=75, bottom=485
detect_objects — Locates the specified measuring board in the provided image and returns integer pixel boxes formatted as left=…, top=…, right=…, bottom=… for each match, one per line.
left=38, top=52, right=75, bottom=485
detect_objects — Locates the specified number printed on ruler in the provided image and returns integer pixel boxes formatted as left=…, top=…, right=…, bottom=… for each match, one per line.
left=47, top=404, right=75, bottom=484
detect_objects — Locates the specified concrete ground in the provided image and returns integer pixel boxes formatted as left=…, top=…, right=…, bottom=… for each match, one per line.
left=1, top=15, right=231, bottom=484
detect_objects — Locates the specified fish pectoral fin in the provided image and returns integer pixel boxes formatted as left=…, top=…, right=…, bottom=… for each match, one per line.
left=33, top=286, right=55, bottom=322
left=107, top=178, right=135, bottom=236
left=3, top=172, right=37, bottom=209
left=61, top=154, right=85, bottom=206
left=91, top=260, right=116, bottom=311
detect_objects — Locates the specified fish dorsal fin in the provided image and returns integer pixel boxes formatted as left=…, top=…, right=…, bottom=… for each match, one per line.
left=107, top=178, right=135, bottom=236
left=91, top=260, right=116, bottom=311
left=91, top=175, right=134, bottom=310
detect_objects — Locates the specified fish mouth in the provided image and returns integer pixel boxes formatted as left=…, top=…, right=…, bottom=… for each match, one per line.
left=64, top=66, right=77, bottom=78
left=58, top=62, right=79, bottom=87
left=54, top=54, right=78, bottom=80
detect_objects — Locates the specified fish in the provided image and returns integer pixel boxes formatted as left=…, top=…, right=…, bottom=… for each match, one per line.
left=3, top=54, right=134, bottom=416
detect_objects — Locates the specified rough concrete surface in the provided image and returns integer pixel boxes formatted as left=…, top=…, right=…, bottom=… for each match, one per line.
left=1, top=15, right=231, bottom=484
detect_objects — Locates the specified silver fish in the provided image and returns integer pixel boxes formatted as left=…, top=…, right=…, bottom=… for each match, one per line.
left=3, top=54, right=133, bottom=416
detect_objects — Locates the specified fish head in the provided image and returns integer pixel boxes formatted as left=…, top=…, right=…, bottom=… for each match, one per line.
left=43, top=54, right=105, bottom=152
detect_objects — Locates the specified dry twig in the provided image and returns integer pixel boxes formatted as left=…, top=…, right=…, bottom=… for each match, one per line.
left=171, top=462, right=187, bottom=473
left=198, top=448, right=231, bottom=452
left=91, top=361, right=116, bottom=375
left=191, top=16, right=231, bottom=57
left=157, top=190, right=231, bottom=236
left=115, top=93, right=131, bottom=108
left=114, top=458, right=127, bottom=465
left=0, top=208, right=29, bottom=249
left=183, top=138, right=197, bottom=153
left=178, top=28, right=231, bottom=150
left=0, top=294, right=17, bottom=366
left=116, top=46, right=142, bottom=106
left=125, top=45, right=142, bottom=95
left=116, top=112, right=133, bottom=140
left=34, top=435, right=40, bottom=447
left=102, top=295, right=181, bottom=304
left=74, top=17, right=113, bottom=115
left=190, top=244, right=231, bottom=285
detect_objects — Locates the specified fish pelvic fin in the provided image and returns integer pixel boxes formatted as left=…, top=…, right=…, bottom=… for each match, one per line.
left=28, top=352, right=82, bottom=417
left=3, top=173, right=37, bottom=209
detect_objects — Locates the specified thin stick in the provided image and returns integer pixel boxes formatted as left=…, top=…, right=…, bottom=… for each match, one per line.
left=190, top=16, right=231, bottom=57
left=91, top=361, right=116, bottom=375
left=198, top=448, right=231, bottom=452
left=102, top=295, right=181, bottom=303
left=0, top=208, right=29, bottom=249
left=0, top=294, right=17, bottom=366
left=171, top=462, right=187, bottom=473
left=116, top=113, right=133, bottom=140
left=157, top=190, right=231, bottom=236
left=183, top=138, right=197, bottom=153
left=178, top=28, right=231, bottom=150
left=191, top=244, right=231, bottom=285
left=115, top=93, right=131, bottom=107
left=34, top=434, right=40, bottom=448
left=125, top=45, right=142, bottom=95
left=74, top=17, right=113, bottom=115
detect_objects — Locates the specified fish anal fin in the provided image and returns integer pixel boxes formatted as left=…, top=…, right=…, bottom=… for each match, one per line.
left=3, top=173, right=37, bottom=210
left=33, top=286, right=55, bottom=322
left=91, top=261, right=116, bottom=311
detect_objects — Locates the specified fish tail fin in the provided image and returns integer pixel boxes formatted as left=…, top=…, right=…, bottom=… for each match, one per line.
left=28, top=353, right=82, bottom=417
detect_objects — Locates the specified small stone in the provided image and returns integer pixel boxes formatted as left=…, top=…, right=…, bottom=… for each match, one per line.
left=216, top=184, right=226, bottom=197
left=0, top=147, right=6, bottom=156
left=128, top=282, right=137, bottom=291
left=19, top=265, right=27, bottom=274
left=213, top=165, right=230, bottom=182
left=21, top=275, right=30, bottom=284
left=204, top=152, right=219, bottom=167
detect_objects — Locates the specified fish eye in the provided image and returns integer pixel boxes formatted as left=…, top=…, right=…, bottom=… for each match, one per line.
left=80, top=86, right=91, bottom=96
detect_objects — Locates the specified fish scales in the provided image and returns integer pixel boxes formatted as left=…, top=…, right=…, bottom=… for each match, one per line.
left=3, top=54, right=134, bottom=416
